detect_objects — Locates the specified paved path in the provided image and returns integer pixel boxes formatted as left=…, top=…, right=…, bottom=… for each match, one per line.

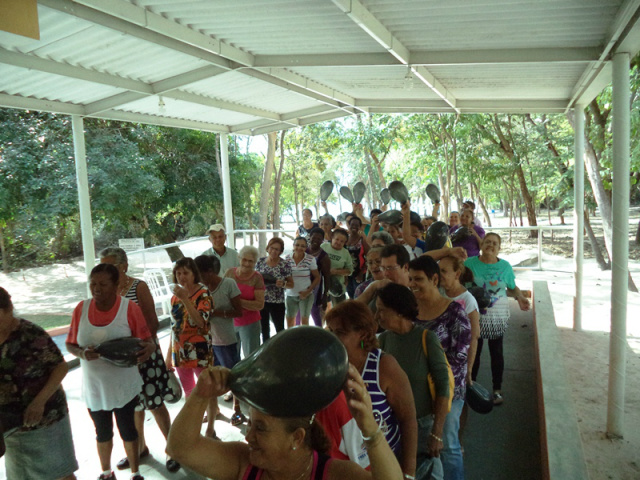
left=1, top=302, right=539, bottom=480
left=463, top=303, right=541, bottom=480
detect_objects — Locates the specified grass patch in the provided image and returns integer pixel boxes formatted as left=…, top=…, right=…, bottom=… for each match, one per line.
left=22, top=314, right=71, bottom=331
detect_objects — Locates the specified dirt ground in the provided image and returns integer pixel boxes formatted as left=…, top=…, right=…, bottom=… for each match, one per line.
left=1, top=220, right=639, bottom=480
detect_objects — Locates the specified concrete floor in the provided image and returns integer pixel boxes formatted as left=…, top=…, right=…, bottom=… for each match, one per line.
left=1, top=302, right=539, bottom=480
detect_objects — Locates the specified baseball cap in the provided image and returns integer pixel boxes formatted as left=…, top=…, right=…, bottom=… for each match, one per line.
left=207, top=224, right=225, bottom=233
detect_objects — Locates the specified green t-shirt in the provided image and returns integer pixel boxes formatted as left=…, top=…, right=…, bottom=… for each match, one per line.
left=379, top=326, right=450, bottom=418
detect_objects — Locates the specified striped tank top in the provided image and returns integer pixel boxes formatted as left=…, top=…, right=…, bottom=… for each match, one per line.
left=361, top=348, right=401, bottom=453
left=124, top=279, right=141, bottom=303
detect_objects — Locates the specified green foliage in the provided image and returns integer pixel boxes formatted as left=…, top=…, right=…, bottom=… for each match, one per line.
left=0, top=111, right=262, bottom=269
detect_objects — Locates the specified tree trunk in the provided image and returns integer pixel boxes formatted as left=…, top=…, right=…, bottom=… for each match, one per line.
left=0, top=225, right=7, bottom=273
left=165, top=246, right=185, bottom=262
left=636, top=220, right=640, bottom=245
left=272, top=130, right=287, bottom=234
left=369, top=151, right=387, bottom=189
left=364, top=152, right=379, bottom=207
left=259, top=132, right=277, bottom=253
left=437, top=166, right=448, bottom=220
left=584, top=210, right=610, bottom=270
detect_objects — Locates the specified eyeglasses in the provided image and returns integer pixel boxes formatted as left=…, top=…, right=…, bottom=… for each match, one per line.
left=366, top=259, right=382, bottom=266
left=380, top=265, right=401, bottom=272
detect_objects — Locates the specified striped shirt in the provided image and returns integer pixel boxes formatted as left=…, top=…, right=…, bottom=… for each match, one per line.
left=361, top=348, right=401, bottom=453
left=285, top=253, right=317, bottom=296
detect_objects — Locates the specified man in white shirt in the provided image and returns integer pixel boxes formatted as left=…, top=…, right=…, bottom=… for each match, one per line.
left=201, top=224, right=239, bottom=276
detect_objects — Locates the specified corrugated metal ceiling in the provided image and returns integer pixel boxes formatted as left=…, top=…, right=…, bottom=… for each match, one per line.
left=0, top=0, right=638, bottom=134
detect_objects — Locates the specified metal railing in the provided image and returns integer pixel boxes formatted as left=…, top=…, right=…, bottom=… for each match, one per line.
left=483, top=224, right=574, bottom=270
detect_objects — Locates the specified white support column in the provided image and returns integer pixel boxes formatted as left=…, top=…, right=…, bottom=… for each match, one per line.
left=607, top=52, right=630, bottom=439
left=71, top=115, right=95, bottom=296
left=573, top=105, right=585, bottom=331
left=219, top=134, right=235, bottom=248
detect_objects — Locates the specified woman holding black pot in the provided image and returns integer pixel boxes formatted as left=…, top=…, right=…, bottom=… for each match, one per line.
left=167, top=364, right=404, bottom=480
left=66, top=263, right=154, bottom=480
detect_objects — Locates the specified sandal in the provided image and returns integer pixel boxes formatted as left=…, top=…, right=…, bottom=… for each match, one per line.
left=116, top=446, right=149, bottom=470
left=230, top=412, right=247, bottom=426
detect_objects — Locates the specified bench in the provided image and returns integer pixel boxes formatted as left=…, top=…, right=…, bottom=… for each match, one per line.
left=533, top=280, right=590, bottom=480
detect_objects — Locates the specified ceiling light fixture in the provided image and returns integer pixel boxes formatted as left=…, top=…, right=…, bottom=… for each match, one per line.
left=404, top=65, right=413, bottom=90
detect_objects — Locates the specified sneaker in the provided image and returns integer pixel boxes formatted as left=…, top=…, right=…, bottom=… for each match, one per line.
left=166, top=458, right=181, bottom=473
left=230, top=411, right=247, bottom=426
left=98, top=472, right=116, bottom=480
left=223, top=392, right=233, bottom=402
left=493, top=391, right=504, bottom=405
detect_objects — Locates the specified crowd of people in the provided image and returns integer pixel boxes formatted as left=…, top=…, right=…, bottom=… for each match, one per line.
left=0, top=197, right=531, bottom=480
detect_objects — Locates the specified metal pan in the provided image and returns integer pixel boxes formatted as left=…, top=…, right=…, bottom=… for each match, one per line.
left=339, top=186, right=354, bottom=203
left=388, top=180, right=409, bottom=205
left=426, top=183, right=440, bottom=204
left=380, top=188, right=391, bottom=205
left=377, top=209, right=402, bottom=225
left=320, top=180, right=334, bottom=201
left=353, top=181, right=366, bottom=204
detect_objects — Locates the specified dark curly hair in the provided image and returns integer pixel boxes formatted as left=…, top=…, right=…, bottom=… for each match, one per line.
left=90, top=263, right=119, bottom=284
left=377, top=283, right=419, bottom=319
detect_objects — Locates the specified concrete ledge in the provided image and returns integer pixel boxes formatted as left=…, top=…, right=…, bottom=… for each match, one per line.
left=533, top=281, right=590, bottom=480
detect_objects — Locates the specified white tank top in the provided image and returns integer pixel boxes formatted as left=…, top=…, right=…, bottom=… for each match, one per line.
left=77, top=297, right=143, bottom=411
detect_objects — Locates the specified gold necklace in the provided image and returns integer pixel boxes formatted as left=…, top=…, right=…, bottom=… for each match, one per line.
left=266, top=454, right=313, bottom=480
left=119, top=276, right=133, bottom=296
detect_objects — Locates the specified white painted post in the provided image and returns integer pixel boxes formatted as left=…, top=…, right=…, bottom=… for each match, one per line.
left=573, top=105, right=585, bottom=332
left=71, top=115, right=95, bottom=297
left=219, top=134, right=235, bottom=248
left=537, top=226, right=543, bottom=270
left=607, top=52, right=630, bottom=439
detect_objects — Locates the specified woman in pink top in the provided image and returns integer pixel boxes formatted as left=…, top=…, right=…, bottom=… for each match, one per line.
left=225, top=246, right=265, bottom=360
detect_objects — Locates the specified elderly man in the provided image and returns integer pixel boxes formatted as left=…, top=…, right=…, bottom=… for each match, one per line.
left=202, top=224, right=239, bottom=276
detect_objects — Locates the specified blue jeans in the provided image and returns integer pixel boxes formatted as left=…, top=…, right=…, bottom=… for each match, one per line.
left=416, top=416, right=444, bottom=480
left=440, top=398, right=465, bottom=480
left=234, top=322, right=261, bottom=359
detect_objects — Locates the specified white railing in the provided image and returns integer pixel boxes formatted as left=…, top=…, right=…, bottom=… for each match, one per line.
left=484, top=224, right=574, bottom=270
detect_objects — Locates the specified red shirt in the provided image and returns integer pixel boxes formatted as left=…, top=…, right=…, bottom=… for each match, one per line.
left=67, top=296, right=151, bottom=345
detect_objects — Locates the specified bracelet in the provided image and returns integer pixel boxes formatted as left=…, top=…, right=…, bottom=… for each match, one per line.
left=361, top=426, right=381, bottom=442
left=429, top=432, right=443, bottom=443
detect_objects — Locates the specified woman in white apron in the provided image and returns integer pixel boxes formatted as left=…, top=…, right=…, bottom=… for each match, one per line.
left=66, top=264, right=154, bottom=480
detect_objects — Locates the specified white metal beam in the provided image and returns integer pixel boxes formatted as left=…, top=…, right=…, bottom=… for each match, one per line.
left=573, top=105, right=586, bottom=332
left=0, top=49, right=279, bottom=121
left=219, top=135, right=235, bottom=248
left=70, top=0, right=255, bottom=66
left=331, top=0, right=458, bottom=113
left=0, top=93, right=87, bottom=115
left=254, top=48, right=600, bottom=68
left=566, top=0, right=640, bottom=110
left=40, top=0, right=360, bottom=118
left=40, top=0, right=234, bottom=69
left=71, top=115, right=95, bottom=295
left=607, top=52, right=631, bottom=439
left=0, top=47, right=153, bottom=94
left=96, top=109, right=230, bottom=133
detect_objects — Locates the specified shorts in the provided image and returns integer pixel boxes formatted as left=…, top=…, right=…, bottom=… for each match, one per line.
left=285, top=294, right=314, bottom=319
left=136, top=339, right=175, bottom=411
left=4, top=413, right=78, bottom=480
left=88, top=396, right=139, bottom=443
left=213, top=343, right=241, bottom=369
